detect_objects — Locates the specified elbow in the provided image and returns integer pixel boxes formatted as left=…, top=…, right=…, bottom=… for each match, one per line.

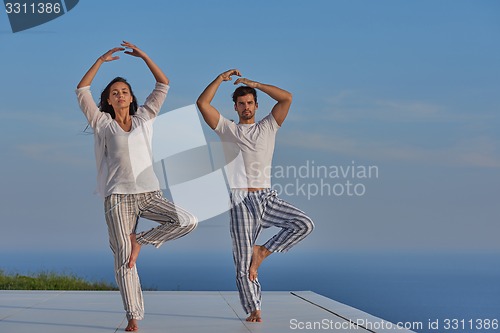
left=77, top=80, right=90, bottom=89
left=196, top=98, right=206, bottom=111
left=158, top=76, right=170, bottom=85
left=283, top=91, right=292, bottom=105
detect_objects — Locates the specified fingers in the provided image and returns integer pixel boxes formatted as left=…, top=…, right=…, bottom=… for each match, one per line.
left=111, top=46, right=125, bottom=52
left=121, top=41, right=140, bottom=52
left=100, top=41, right=142, bottom=62
left=234, top=78, right=245, bottom=85
left=109, top=47, right=124, bottom=60
left=104, top=47, right=125, bottom=56
left=229, top=69, right=242, bottom=77
left=234, top=77, right=255, bottom=87
left=121, top=41, right=146, bottom=58
left=221, top=69, right=241, bottom=81
left=100, top=47, right=125, bottom=62
left=121, top=40, right=136, bottom=49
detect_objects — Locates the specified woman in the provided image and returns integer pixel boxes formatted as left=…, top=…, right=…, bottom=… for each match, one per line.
left=76, top=41, right=197, bottom=331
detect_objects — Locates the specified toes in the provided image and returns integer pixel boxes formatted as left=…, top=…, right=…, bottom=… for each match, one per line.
left=126, top=320, right=139, bottom=331
left=125, top=325, right=138, bottom=331
left=246, top=311, right=262, bottom=322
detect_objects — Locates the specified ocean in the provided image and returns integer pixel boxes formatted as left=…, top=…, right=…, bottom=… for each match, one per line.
left=1, top=251, right=499, bottom=333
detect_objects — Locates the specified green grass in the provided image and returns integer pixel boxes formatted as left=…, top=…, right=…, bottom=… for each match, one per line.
left=0, top=270, right=118, bottom=291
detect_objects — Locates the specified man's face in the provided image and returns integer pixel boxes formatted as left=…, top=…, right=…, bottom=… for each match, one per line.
left=234, top=94, right=258, bottom=121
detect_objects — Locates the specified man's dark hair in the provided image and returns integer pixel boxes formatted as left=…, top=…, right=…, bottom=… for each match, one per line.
left=232, top=86, right=258, bottom=104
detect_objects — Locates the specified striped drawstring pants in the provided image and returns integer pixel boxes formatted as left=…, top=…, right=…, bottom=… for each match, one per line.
left=229, top=189, right=314, bottom=314
left=104, top=190, right=198, bottom=321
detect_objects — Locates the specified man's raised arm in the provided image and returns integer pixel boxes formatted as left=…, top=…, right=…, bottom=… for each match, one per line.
left=197, top=69, right=241, bottom=129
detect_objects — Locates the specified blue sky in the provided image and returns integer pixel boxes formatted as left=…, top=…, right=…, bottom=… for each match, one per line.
left=1, top=0, right=499, bottom=257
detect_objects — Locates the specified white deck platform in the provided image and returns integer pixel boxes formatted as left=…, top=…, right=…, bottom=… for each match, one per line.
left=0, top=291, right=415, bottom=332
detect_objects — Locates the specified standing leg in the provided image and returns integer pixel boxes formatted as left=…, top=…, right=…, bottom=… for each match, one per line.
left=136, top=191, right=197, bottom=248
left=104, top=194, right=144, bottom=330
left=230, top=191, right=263, bottom=321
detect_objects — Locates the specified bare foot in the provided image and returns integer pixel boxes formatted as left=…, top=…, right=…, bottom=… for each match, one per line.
left=128, top=234, right=141, bottom=269
left=125, top=319, right=139, bottom=331
left=249, top=245, right=271, bottom=281
left=246, top=310, right=262, bottom=322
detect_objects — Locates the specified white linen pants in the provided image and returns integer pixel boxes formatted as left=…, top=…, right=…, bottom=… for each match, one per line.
left=104, top=190, right=197, bottom=320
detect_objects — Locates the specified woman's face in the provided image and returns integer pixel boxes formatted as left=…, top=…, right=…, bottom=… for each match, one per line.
left=107, top=81, right=134, bottom=113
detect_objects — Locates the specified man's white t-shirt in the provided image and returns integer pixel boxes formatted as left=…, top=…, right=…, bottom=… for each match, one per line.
left=214, top=113, right=280, bottom=189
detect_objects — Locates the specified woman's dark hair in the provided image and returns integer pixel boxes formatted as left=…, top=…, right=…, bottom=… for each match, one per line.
left=98, top=77, right=138, bottom=119
left=232, top=86, right=258, bottom=104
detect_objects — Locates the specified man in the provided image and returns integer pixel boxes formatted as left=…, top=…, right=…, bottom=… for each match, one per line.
left=197, top=69, right=314, bottom=322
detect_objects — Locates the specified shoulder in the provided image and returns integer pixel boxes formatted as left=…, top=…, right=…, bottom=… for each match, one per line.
left=215, top=114, right=236, bottom=133
left=257, top=112, right=280, bottom=131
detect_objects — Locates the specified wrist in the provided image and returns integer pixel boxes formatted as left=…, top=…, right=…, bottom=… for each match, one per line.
left=246, top=80, right=260, bottom=89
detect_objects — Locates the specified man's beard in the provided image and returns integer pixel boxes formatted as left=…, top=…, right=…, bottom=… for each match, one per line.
left=241, top=111, right=253, bottom=120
